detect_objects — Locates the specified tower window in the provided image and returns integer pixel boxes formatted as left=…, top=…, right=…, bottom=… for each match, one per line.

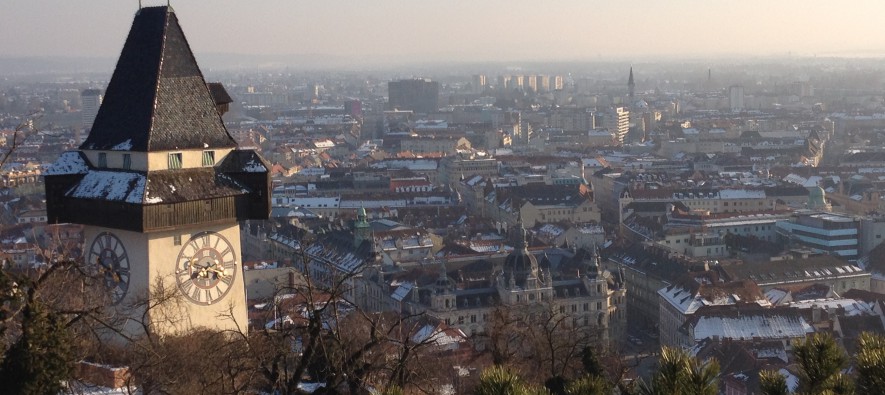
left=98, top=153, right=107, bottom=168
left=122, top=154, right=131, bottom=170
left=168, top=153, right=182, bottom=169
left=202, top=150, right=215, bottom=166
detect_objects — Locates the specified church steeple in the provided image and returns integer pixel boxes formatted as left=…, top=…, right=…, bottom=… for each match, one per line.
left=435, top=257, right=453, bottom=292
left=502, top=214, right=540, bottom=289
left=587, top=243, right=601, bottom=277
left=627, top=67, right=635, bottom=101
left=354, top=205, right=371, bottom=247
left=514, top=214, right=529, bottom=251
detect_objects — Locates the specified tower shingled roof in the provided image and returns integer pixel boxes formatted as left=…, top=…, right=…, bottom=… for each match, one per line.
left=80, top=6, right=236, bottom=152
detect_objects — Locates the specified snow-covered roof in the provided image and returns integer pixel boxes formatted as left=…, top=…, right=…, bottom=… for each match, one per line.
left=785, top=298, right=875, bottom=316
left=765, top=288, right=789, bottom=305
left=465, top=175, right=484, bottom=186
left=803, top=176, right=822, bottom=188
left=290, top=196, right=340, bottom=209
left=67, top=171, right=146, bottom=203
left=538, top=224, right=564, bottom=237
left=243, top=158, right=267, bottom=172
left=65, top=381, right=137, bottom=395
left=313, top=140, right=335, bottom=149
left=391, top=282, right=414, bottom=302
left=44, top=151, right=90, bottom=175
left=756, top=347, right=788, bottom=363
left=306, top=243, right=364, bottom=273
left=692, top=314, right=813, bottom=341
left=111, top=139, right=133, bottom=150
left=576, top=225, right=605, bottom=234
left=779, top=369, right=799, bottom=392
left=658, top=285, right=747, bottom=315
left=370, top=159, right=438, bottom=171
left=719, top=189, right=766, bottom=199
left=411, top=324, right=466, bottom=349
left=268, top=233, right=302, bottom=250
left=582, top=158, right=606, bottom=167
left=783, top=173, right=807, bottom=185
left=297, top=382, right=326, bottom=393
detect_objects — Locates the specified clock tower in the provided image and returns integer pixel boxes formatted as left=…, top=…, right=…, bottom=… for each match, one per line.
left=44, top=6, right=269, bottom=335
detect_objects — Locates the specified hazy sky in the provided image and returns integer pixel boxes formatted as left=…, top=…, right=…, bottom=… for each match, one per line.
left=4, top=0, right=885, bottom=63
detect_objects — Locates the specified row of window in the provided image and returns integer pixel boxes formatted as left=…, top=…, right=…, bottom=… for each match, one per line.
left=95, top=151, right=215, bottom=170
left=170, top=151, right=215, bottom=168
left=558, top=302, right=604, bottom=314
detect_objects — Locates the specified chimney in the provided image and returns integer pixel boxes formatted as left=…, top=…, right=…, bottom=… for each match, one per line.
left=289, top=271, right=298, bottom=288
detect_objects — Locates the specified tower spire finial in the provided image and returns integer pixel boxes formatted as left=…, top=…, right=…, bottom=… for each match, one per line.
left=515, top=212, right=528, bottom=251
left=628, top=67, right=635, bottom=100
left=438, top=256, right=448, bottom=279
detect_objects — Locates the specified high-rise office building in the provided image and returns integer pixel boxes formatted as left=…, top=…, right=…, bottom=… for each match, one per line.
left=510, top=75, right=525, bottom=91
left=388, top=78, right=440, bottom=114
left=604, top=107, right=630, bottom=144
left=553, top=75, right=564, bottom=91
left=81, top=89, right=103, bottom=130
left=497, top=75, right=511, bottom=92
left=729, top=85, right=745, bottom=112
left=537, top=75, right=550, bottom=93
left=472, top=74, right=487, bottom=93
left=526, top=75, right=538, bottom=92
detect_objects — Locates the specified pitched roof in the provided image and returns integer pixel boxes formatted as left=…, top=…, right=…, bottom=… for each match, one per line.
left=64, top=168, right=249, bottom=204
left=207, top=82, right=233, bottom=106
left=80, top=6, right=236, bottom=152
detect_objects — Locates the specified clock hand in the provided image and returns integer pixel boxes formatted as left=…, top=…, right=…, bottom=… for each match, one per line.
left=187, top=257, right=209, bottom=278
left=209, top=259, right=227, bottom=278
left=211, top=266, right=227, bottom=279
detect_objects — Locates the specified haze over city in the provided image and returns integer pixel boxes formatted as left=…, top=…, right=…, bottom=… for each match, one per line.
left=5, top=0, right=885, bottom=67
left=6, top=1, right=885, bottom=393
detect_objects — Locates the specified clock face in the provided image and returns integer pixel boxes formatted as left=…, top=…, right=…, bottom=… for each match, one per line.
left=87, top=231, right=130, bottom=304
left=174, top=231, right=237, bottom=305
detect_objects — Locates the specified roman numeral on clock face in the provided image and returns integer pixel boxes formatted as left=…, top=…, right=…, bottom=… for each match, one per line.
left=89, top=232, right=130, bottom=305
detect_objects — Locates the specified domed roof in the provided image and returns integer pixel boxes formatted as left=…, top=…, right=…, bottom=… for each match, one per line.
left=503, top=249, right=538, bottom=288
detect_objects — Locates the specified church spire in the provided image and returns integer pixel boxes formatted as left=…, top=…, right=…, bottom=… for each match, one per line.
left=437, top=256, right=449, bottom=281
left=627, top=67, right=635, bottom=100
left=354, top=204, right=371, bottom=247
left=514, top=213, right=529, bottom=251
left=586, top=243, right=600, bottom=277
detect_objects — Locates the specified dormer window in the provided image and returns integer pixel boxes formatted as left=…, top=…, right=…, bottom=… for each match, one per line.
left=202, top=150, right=215, bottom=166
left=122, top=154, right=131, bottom=170
left=98, top=153, right=107, bottom=168
left=168, top=153, right=182, bottom=169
